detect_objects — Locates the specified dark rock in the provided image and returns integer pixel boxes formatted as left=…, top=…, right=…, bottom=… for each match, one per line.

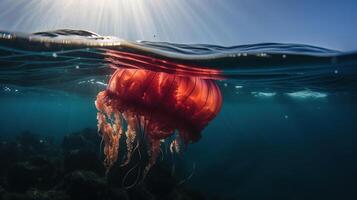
left=145, top=164, right=177, bottom=197
left=6, top=162, right=36, bottom=192
left=0, top=192, right=32, bottom=200
left=0, top=141, right=20, bottom=178
left=15, top=131, right=55, bottom=156
left=59, top=170, right=106, bottom=200
left=108, top=188, right=130, bottom=200
left=26, top=189, right=70, bottom=200
left=0, top=128, right=207, bottom=200
left=6, top=156, right=56, bottom=192
left=0, top=190, right=70, bottom=200
left=169, top=188, right=206, bottom=200
left=0, top=185, right=6, bottom=198
left=0, top=132, right=58, bottom=181
left=63, top=149, right=105, bottom=175
left=127, top=185, right=155, bottom=200
left=62, top=128, right=101, bottom=153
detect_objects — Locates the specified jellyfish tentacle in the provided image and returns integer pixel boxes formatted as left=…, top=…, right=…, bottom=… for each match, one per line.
left=178, top=162, right=196, bottom=185
left=102, top=119, right=117, bottom=171
left=121, top=111, right=137, bottom=166
left=122, top=162, right=141, bottom=189
left=170, top=134, right=182, bottom=154
left=95, top=94, right=124, bottom=173
left=159, top=147, right=164, bottom=161
left=143, top=137, right=161, bottom=178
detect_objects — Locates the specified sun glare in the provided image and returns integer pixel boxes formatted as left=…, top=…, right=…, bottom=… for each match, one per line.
left=0, top=0, right=232, bottom=43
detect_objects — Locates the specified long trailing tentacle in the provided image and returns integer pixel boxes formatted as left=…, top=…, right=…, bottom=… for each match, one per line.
left=143, top=138, right=161, bottom=179
left=122, top=119, right=143, bottom=189
left=178, top=162, right=196, bottom=185
left=122, top=162, right=141, bottom=189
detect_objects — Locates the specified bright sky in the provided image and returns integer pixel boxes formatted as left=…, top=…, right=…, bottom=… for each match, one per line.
left=0, top=0, right=356, bottom=51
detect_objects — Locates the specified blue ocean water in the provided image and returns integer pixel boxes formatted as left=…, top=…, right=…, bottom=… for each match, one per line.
left=0, top=30, right=356, bottom=199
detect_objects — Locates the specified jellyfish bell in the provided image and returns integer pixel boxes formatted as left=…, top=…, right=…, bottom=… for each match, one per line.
left=95, top=68, right=222, bottom=176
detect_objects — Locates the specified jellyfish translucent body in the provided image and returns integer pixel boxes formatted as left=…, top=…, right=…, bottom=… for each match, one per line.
left=95, top=68, right=222, bottom=175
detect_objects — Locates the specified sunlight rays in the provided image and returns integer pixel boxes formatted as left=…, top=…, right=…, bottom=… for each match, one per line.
left=0, top=0, right=234, bottom=43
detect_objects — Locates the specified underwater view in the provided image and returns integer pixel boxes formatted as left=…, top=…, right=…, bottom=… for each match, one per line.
left=1, top=1, right=357, bottom=200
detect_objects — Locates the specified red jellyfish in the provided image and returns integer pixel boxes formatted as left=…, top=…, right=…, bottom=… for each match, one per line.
left=95, top=67, right=222, bottom=176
